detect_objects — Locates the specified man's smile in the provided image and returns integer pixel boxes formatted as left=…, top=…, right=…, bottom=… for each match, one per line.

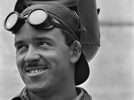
left=25, top=65, right=48, bottom=75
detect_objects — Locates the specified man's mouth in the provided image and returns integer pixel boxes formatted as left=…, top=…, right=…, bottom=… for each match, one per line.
left=26, top=67, right=47, bottom=75
left=28, top=69, right=45, bottom=74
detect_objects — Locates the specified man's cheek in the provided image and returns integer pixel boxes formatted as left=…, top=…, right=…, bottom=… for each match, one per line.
left=16, top=56, right=25, bottom=72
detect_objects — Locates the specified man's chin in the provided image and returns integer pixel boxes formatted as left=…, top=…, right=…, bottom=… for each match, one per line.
left=26, top=83, right=48, bottom=94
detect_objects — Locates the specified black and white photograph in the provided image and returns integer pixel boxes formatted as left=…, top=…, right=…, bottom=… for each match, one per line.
left=0, top=0, right=133, bottom=100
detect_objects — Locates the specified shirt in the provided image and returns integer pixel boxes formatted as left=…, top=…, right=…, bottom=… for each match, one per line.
left=12, top=87, right=92, bottom=100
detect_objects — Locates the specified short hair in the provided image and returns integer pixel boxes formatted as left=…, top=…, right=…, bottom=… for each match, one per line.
left=61, top=29, right=76, bottom=47
left=61, top=25, right=81, bottom=47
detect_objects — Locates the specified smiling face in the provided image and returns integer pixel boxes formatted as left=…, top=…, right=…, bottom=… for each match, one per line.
left=15, top=23, right=77, bottom=95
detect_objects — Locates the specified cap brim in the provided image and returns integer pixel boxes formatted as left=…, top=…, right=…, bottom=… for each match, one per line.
left=75, top=52, right=89, bottom=85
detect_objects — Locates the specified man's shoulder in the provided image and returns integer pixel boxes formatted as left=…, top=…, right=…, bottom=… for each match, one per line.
left=12, top=97, right=21, bottom=100
left=83, top=89, right=92, bottom=100
left=11, top=87, right=28, bottom=100
left=76, top=87, right=92, bottom=100
left=83, top=91, right=92, bottom=100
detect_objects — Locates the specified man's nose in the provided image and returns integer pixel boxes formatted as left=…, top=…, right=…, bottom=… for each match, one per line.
left=24, top=46, right=40, bottom=63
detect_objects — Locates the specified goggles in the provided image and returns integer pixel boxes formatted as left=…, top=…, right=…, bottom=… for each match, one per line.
left=4, top=9, right=77, bottom=37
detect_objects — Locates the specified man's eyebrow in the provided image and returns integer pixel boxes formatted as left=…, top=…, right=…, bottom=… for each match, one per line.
left=15, top=36, right=55, bottom=46
left=14, top=40, right=24, bottom=47
left=33, top=36, right=55, bottom=42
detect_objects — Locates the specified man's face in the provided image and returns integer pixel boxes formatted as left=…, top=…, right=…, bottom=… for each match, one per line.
left=15, top=23, right=75, bottom=94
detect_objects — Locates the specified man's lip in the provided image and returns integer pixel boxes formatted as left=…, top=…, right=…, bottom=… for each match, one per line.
left=25, top=66, right=48, bottom=72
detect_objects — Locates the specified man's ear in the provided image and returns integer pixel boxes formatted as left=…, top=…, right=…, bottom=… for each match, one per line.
left=70, top=40, right=82, bottom=64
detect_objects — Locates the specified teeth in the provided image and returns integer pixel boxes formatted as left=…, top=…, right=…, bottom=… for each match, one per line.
left=29, top=69, right=44, bottom=74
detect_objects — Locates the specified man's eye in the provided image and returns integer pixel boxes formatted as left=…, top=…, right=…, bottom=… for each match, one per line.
left=39, top=42, right=51, bottom=47
left=16, top=45, right=28, bottom=51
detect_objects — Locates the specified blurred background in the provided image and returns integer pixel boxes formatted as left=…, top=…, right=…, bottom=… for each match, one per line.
left=0, top=0, right=134, bottom=100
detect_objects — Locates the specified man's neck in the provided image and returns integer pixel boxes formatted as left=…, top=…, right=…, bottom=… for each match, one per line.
left=28, top=85, right=77, bottom=100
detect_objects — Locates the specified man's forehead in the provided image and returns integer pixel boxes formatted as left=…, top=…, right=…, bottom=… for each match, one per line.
left=14, top=23, right=64, bottom=43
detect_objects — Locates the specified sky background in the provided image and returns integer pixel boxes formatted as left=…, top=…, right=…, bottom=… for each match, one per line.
left=0, top=0, right=134, bottom=100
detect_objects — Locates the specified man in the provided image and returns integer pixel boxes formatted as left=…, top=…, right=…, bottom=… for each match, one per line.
left=4, top=0, right=100, bottom=100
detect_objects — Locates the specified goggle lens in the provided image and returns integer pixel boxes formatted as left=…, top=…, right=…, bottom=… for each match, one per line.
left=5, top=12, right=18, bottom=30
left=29, top=9, right=48, bottom=25
left=4, top=9, right=78, bottom=40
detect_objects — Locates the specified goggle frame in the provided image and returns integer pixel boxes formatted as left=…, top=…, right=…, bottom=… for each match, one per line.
left=4, top=8, right=78, bottom=40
